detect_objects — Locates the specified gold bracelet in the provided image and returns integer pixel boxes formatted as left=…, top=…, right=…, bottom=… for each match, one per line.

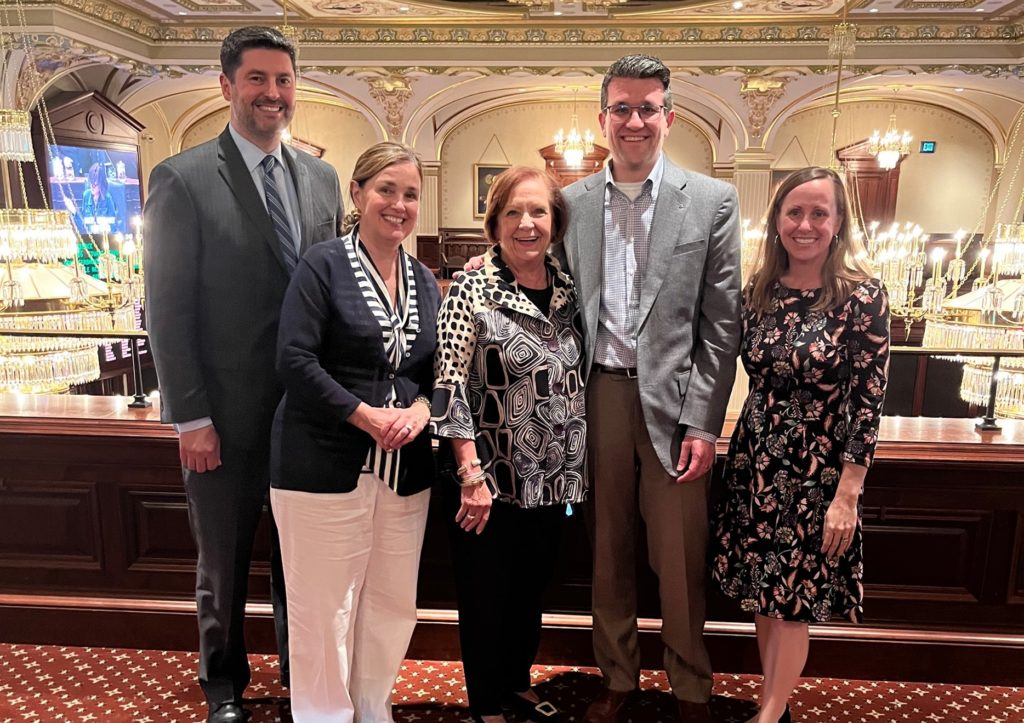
left=458, top=473, right=486, bottom=488
left=456, top=458, right=482, bottom=476
left=414, top=395, right=431, bottom=410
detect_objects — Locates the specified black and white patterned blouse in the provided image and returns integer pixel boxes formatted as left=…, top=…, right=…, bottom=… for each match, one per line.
left=430, top=247, right=588, bottom=508
left=346, top=228, right=421, bottom=491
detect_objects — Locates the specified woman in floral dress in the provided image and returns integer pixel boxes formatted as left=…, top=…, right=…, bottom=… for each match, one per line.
left=711, top=167, right=890, bottom=723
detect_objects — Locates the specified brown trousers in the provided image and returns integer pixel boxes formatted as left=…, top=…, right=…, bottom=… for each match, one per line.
left=586, top=368, right=713, bottom=703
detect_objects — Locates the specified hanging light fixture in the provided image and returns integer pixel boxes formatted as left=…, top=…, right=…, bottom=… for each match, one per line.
left=824, top=1, right=855, bottom=172
left=869, top=88, right=913, bottom=170
left=0, top=109, right=33, bottom=161
left=917, top=119, right=1024, bottom=420
left=0, top=0, right=141, bottom=394
left=554, top=88, right=594, bottom=169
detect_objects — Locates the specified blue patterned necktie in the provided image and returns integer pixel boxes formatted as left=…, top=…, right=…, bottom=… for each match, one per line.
left=260, top=154, right=299, bottom=274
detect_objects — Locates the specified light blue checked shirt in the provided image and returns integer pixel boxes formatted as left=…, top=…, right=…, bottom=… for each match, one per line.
left=597, top=154, right=714, bottom=445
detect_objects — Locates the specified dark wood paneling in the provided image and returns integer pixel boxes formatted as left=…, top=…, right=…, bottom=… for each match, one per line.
left=1011, top=514, right=1024, bottom=605
left=1, top=397, right=1024, bottom=683
left=416, top=234, right=440, bottom=272
left=0, top=479, right=102, bottom=569
left=123, top=489, right=196, bottom=569
left=863, top=507, right=990, bottom=599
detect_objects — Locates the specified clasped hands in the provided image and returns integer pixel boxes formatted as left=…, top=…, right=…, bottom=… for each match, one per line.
left=350, top=400, right=431, bottom=452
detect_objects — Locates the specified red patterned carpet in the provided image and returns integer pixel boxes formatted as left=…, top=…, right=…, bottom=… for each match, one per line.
left=0, top=644, right=1021, bottom=722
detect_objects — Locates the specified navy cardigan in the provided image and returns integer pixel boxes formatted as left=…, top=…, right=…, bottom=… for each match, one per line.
left=270, top=237, right=440, bottom=495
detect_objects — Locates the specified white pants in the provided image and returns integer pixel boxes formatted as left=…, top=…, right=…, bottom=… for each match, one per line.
left=271, top=475, right=431, bottom=723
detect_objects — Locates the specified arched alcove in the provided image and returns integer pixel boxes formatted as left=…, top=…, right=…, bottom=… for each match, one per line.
left=439, top=100, right=714, bottom=228
left=179, top=101, right=379, bottom=186
left=769, top=100, right=994, bottom=232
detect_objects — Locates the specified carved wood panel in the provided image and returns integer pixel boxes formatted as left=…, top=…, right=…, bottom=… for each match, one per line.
left=0, top=478, right=102, bottom=570
left=863, top=507, right=991, bottom=601
left=122, top=489, right=196, bottom=571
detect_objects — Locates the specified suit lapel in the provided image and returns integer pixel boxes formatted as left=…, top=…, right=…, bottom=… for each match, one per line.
left=216, top=128, right=290, bottom=274
left=638, top=162, right=690, bottom=328
left=282, top=145, right=316, bottom=253
left=574, top=173, right=606, bottom=351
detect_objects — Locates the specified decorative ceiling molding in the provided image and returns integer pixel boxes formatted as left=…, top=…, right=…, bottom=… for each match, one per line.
left=15, top=2, right=1024, bottom=44
left=366, top=72, right=415, bottom=139
left=895, top=0, right=986, bottom=8
left=210, top=22, right=1021, bottom=44
left=310, top=0, right=466, bottom=17
left=739, top=75, right=790, bottom=139
left=174, top=0, right=260, bottom=13
left=10, top=34, right=1024, bottom=88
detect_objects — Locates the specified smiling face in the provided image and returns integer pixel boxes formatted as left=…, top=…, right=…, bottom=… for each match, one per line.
left=495, top=177, right=553, bottom=280
left=775, top=177, right=843, bottom=278
left=351, top=160, right=421, bottom=250
left=220, top=47, right=295, bottom=152
left=599, top=77, right=675, bottom=183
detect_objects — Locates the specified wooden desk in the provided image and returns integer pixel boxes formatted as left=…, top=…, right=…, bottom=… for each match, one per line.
left=1, top=395, right=1022, bottom=683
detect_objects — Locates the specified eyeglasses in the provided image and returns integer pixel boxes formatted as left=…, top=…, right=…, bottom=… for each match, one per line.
left=602, top=103, right=668, bottom=121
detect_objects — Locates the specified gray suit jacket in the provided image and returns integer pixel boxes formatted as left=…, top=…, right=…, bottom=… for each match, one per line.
left=144, top=126, right=343, bottom=450
left=558, top=157, right=742, bottom=475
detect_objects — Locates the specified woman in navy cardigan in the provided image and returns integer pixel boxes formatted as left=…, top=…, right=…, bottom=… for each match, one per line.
left=270, top=142, right=440, bottom=723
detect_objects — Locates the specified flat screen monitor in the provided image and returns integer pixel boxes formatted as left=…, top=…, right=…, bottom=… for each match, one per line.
left=47, top=142, right=142, bottom=236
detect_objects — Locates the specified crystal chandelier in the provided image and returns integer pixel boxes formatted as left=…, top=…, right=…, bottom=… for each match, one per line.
left=0, top=109, right=34, bottom=161
left=554, top=88, right=594, bottom=169
left=824, top=2, right=855, bottom=173
left=989, top=222, right=1024, bottom=276
left=828, top=21, right=856, bottom=60
left=859, top=221, right=960, bottom=318
left=868, top=110, right=912, bottom=170
left=959, top=355, right=1024, bottom=420
left=0, top=0, right=142, bottom=394
left=924, top=281, right=1024, bottom=420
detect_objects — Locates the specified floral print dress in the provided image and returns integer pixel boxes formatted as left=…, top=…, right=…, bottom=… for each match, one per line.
left=711, top=279, right=890, bottom=623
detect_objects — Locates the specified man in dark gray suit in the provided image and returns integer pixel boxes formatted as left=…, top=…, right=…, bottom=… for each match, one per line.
left=558, top=56, right=742, bottom=723
left=143, top=26, right=342, bottom=723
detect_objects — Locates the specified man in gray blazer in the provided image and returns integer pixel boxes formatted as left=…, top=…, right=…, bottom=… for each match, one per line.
left=559, top=55, right=742, bottom=723
left=143, top=26, right=342, bottom=723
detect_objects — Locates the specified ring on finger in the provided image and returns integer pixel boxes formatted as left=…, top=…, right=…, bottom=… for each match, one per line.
left=466, top=514, right=476, bottom=520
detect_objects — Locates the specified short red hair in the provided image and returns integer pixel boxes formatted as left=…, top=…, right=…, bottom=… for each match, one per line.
left=482, top=166, right=569, bottom=246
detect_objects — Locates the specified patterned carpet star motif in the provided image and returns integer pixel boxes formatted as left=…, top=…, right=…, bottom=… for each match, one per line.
left=0, top=644, right=1020, bottom=722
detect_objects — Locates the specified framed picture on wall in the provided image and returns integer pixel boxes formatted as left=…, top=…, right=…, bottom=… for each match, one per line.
left=473, top=164, right=510, bottom=218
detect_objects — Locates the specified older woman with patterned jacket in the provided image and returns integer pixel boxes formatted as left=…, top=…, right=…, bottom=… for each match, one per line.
left=431, top=166, right=587, bottom=723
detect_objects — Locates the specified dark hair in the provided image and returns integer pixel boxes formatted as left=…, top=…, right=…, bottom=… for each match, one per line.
left=600, top=54, right=673, bottom=111
left=747, top=166, right=873, bottom=314
left=483, top=166, right=569, bottom=247
left=342, top=142, right=423, bottom=234
left=220, top=26, right=296, bottom=81
left=87, top=163, right=108, bottom=193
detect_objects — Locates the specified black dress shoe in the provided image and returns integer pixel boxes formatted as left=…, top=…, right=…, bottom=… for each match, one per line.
left=208, top=702, right=250, bottom=722
left=504, top=690, right=561, bottom=721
